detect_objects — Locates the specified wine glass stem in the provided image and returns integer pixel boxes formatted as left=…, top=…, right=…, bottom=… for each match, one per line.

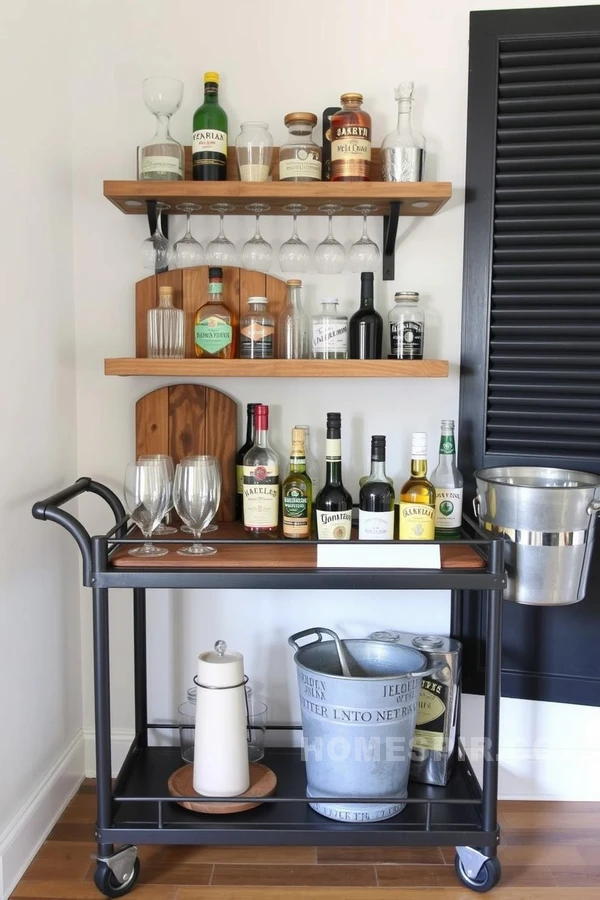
left=362, top=215, right=369, bottom=239
left=327, top=215, right=334, bottom=239
left=254, top=214, right=261, bottom=239
left=142, top=530, right=154, bottom=553
left=155, top=113, right=170, bottom=140
left=292, top=214, right=299, bottom=239
left=186, top=213, right=193, bottom=238
left=218, top=214, right=226, bottom=238
left=156, top=209, right=164, bottom=238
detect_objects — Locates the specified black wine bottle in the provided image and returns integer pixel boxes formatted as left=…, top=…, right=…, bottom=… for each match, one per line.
left=359, top=435, right=395, bottom=539
left=349, top=272, right=383, bottom=359
left=315, top=412, right=353, bottom=540
left=236, top=402, right=260, bottom=520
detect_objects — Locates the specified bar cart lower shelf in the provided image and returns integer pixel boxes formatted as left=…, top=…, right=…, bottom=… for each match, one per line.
left=32, top=478, right=505, bottom=896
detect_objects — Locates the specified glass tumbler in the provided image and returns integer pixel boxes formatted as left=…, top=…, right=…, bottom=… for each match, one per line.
left=235, top=121, right=273, bottom=182
left=247, top=699, right=268, bottom=762
left=178, top=687, right=197, bottom=763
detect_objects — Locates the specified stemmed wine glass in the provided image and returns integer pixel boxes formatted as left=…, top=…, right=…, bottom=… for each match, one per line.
left=173, top=457, right=221, bottom=556
left=179, top=456, right=219, bottom=533
left=141, top=201, right=173, bottom=271
left=315, top=204, right=346, bottom=274
left=174, top=203, right=204, bottom=268
left=242, top=204, right=273, bottom=272
left=279, top=204, right=309, bottom=273
left=123, top=460, right=171, bottom=557
left=206, top=203, right=237, bottom=266
left=349, top=204, right=381, bottom=272
left=138, top=454, right=176, bottom=534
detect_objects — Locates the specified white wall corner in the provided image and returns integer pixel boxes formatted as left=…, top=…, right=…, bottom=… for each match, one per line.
left=84, top=729, right=136, bottom=778
left=0, top=730, right=85, bottom=900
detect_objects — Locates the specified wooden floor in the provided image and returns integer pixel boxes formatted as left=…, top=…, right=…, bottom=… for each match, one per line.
left=10, top=781, right=600, bottom=899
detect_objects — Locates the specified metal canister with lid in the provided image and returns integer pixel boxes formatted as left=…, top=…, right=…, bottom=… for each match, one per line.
left=369, top=631, right=461, bottom=786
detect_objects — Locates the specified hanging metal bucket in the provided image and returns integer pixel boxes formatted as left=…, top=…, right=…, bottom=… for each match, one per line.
left=474, top=466, right=600, bottom=606
left=288, top=627, right=439, bottom=822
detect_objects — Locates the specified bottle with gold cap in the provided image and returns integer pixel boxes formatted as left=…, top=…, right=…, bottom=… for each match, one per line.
left=282, top=428, right=312, bottom=539
left=330, top=93, right=372, bottom=182
left=192, top=72, right=228, bottom=181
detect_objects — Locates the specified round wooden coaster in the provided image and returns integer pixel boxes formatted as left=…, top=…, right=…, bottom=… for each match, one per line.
left=167, top=762, right=277, bottom=814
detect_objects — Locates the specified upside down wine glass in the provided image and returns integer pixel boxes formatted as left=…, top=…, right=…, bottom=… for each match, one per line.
left=174, top=203, right=204, bottom=268
left=141, top=201, right=173, bottom=271
left=173, top=457, right=222, bottom=556
left=123, top=460, right=171, bottom=557
left=242, top=204, right=273, bottom=272
left=279, top=204, right=309, bottom=273
left=315, top=204, right=346, bottom=274
left=206, top=203, right=237, bottom=266
left=349, top=204, right=381, bottom=272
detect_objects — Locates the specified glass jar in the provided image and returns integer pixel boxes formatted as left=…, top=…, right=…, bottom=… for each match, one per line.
left=279, top=113, right=322, bottom=182
left=388, top=292, right=424, bottom=359
left=178, top=684, right=253, bottom=763
left=277, top=279, right=310, bottom=359
left=235, top=121, right=273, bottom=182
left=240, top=296, right=275, bottom=359
left=312, top=298, right=348, bottom=359
left=148, top=285, right=184, bottom=358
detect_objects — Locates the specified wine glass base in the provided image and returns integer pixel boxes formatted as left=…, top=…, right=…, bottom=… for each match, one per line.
left=177, top=545, right=217, bottom=556
left=154, top=524, right=178, bottom=535
left=128, top=545, right=169, bottom=557
left=181, top=523, right=218, bottom=533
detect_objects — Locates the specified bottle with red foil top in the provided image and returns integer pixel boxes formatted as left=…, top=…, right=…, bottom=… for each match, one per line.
left=242, top=404, right=280, bottom=533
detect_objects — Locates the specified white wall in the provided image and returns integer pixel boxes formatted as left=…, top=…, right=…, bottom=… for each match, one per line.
left=70, top=0, right=600, bottom=798
left=0, top=2, right=83, bottom=896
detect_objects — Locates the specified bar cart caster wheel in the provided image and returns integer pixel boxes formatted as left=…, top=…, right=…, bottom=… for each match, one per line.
left=94, top=858, right=140, bottom=897
left=455, top=853, right=501, bottom=892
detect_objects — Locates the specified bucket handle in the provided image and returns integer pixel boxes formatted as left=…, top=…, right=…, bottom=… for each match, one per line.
left=587, top=500, right=600, bottom=516
left=408, top=661, right=444, bottom=679
left=472, top=496, right=481, bottom=519
left=288, top=627, right=346, bottom=658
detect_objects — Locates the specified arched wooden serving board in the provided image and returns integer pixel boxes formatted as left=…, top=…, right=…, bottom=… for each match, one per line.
left=136, top=384, right=237, bottom=522
left=135, top=266, right=288, bottom=359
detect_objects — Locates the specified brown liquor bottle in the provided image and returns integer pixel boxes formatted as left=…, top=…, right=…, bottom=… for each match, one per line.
left=194, top=267, right=238, bottom=358
left=330, top=93, right=372, bottom=182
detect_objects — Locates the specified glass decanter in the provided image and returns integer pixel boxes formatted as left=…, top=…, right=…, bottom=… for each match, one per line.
left=381, top=82, right=426, bottom=182
left=138, top=77, right=185, bottom=181
left=148, top=285, right=184, bottom=357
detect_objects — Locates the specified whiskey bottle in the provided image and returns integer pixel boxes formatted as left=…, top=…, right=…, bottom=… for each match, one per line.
left=359, top=436, right=395, bottom=540
left=192, top=72, right=228, bottom=181
left=242, top=404, right=279, bottom=533
left=282, top=428, right=312, bottom=539
left=349, top=272, right=383, bottom=359
left=236, top=403, right=260, bottom=520
left=431, top=420, right=464, bottom=539
left=330, top=93, right=372, bottom=182
left=194, top=267, right=237, bottom=358
left=398, top=433, right=435, bottom=540
left=315, top=412, right=353, bottom=540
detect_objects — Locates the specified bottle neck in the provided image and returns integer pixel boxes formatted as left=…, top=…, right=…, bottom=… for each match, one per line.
left=158, top=294, right=174, bottom=308
left=154, top=114, right=170, bottom=139
left=360, top=283, right=374, bottom=309
left=246, top=409, right=255, bottom=445
left=204, top=86, right=219, bottom=104
left=325, top=434, right=342, bottom=485
left=287, top=286, right=302, bottom=310
left=370, top=459, right=387, bottom=480
left=255, top=426, right=270, bottom=448
left=396, top=98, right=413, bottom=134
left=289, top=448, right=307, bottom=473
left=411, top=458, right=428, bottom=479
left=209, top=281, right=223, bottom=300
left=438, top=431, right=456, bottom=466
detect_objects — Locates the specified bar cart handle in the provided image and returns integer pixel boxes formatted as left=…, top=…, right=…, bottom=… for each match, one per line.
left=32, top=477, right=93, bottom=519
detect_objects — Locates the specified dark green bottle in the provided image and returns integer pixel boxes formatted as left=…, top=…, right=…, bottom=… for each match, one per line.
left=192, top=72, right=228, bottom=181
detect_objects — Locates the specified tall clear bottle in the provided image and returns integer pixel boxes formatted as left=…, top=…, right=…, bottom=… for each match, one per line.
left=242, top=405, right=280, bottom=533
left=315, top=412, right=353, bottom=540
left=431, top=419, right=464, bottom=539
left=381, top=82, right=426, bottom=182
left=277, top=279, right=309, bottom=359
left=147, top=286, right=184, bottom=358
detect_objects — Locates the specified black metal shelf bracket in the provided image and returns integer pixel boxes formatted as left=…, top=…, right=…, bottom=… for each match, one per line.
left=382, top=200, right=400, bottom=281
left=147, top=199, right=169, bottom=276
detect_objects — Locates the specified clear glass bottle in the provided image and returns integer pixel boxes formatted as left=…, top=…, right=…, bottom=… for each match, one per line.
left=239, top=297, right=275, bottom=359
left=381, top=82, right=426, bottom=182
left=277, top=279, right=310, bottom=359
left=279, top=113, right=322, bottom=182
left=242, top=404, right=280, bottom=533
left=293, top=425, right=321, bottom=498
left=138, top=77, right=185, bottom=181
left=431, top=419, right=464, bottom=539
left=312, top=298, right=348, bottom=359
left=331, top=93, right=372, bottom=182
left=147, top=286, right=184, bottom=358
left=388, top=292, right=424, bottom=359
left=282, top=428, right=312, bottom=539
left=398, top=432, right=435, bottom=541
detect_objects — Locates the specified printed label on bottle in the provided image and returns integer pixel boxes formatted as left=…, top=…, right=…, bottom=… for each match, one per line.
left=439, top=437, right=456, bottom=456
left=283, top=488, right=309, bottom=537
left=434, top=488, right=463, bottom=530
left=239, top=163, right=270, bottom=182
left=140, top=155, right=183, bottom=178
left=242, top=465, right=279, bottom=529
left=279, top=156, right=322, bottom=181
left=413, top=680, right=449, bottom=753
left=194, top=315, right=232, bottom=354
left=390, top=321, right=423, bottom=359
left=192, top=129, right=227, bottom=170
left=324, top=438, right=342, bottom=462
left=240, top=322, right=275, bottom=359
left=358, top=509, right=394, bottom=540
left=398, top=503, right=435, bottom=540
left=331, top=127, right=371, bottom=179
left=312, top=322, right=348, bottom=354
left=316, top=509, right=352, bottom=540
left=208, top=283, right=223, bottom=294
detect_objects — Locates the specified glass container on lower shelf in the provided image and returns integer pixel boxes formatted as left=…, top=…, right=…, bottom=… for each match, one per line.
left=388, top=292, right=424, bottom=359
left=312, top=298, right=348, bottom=359
left=240, top=297, right=275, bottom=359
left=178, top=683, right=254, bottom=763
left=278, top=279, right=309, bottom=359
left=147, top=286, right=184, bottom=358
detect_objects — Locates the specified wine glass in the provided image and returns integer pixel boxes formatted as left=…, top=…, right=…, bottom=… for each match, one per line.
left=315, top=204, right=346, bottom=274
left=179, top=455, right=219, bottom=533
left=123, top=460, right=171, bottom=557
left=206, top=203, right=237, bottom=266
left=174, top=203, right=204, bottom=268
left=279, top=204, right=309, bottom=273
left=138, top=454, right=176, bottom=534
left=242, top=204, right=272, bottom=272
left=173, top=457, right=221, bottom=556
left=349, top=204, right=381, bottom=272
left=141, top=201, right=173, bottom=271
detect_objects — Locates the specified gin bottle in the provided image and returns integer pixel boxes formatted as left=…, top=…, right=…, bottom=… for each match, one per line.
left=381, top=82, right=426, bottom=182
left=431, top=420, right=464, bottom=539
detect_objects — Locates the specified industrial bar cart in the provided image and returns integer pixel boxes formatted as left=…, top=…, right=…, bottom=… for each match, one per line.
left=33, top=477, right=505, bottom=896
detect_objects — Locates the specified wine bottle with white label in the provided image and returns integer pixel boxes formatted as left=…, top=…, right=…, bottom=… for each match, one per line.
left=315, top=412, right=353, bottom=540
left=242, top=405, right=279, bottom=533
left=359, top=435, right=395, bottom=540
left=399, top=433, right=435, bottom=541
left=192, top=72, right=228, bottom=181
left=431, top=419, right=464, bottom=539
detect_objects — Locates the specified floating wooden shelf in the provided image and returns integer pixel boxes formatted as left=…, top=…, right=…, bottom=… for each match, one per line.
left=104, top=358, right=449, bottom=378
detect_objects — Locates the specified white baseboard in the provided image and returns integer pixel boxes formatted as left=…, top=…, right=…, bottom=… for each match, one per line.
left=84, top=728, right=136, bottom=777
left=0, top=730, right=85, bottom=900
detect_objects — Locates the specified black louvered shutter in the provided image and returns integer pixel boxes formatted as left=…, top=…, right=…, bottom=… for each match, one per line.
left=459, top=6, right=600, bottom=706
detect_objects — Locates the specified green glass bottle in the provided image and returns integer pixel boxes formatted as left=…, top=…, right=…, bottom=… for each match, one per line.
left=192, top=72, right=228, bottom=181
left=282, top=428, right=312, bottom=539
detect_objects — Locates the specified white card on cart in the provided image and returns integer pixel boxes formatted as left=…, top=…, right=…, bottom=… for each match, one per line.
left=316, top=542, right=441, bottom=569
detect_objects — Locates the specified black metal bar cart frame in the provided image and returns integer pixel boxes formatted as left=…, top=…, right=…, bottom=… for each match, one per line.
left=33, top=478, right=505, bottom=896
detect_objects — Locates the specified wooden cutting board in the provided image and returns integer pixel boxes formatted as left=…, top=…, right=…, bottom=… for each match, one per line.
left=135, top=384, right=237, bottom=522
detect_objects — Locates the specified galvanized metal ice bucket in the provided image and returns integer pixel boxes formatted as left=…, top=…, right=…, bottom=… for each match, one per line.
left=474, top=466, right=600, bottom=606
left=288, top=627, right=438, bottom=822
